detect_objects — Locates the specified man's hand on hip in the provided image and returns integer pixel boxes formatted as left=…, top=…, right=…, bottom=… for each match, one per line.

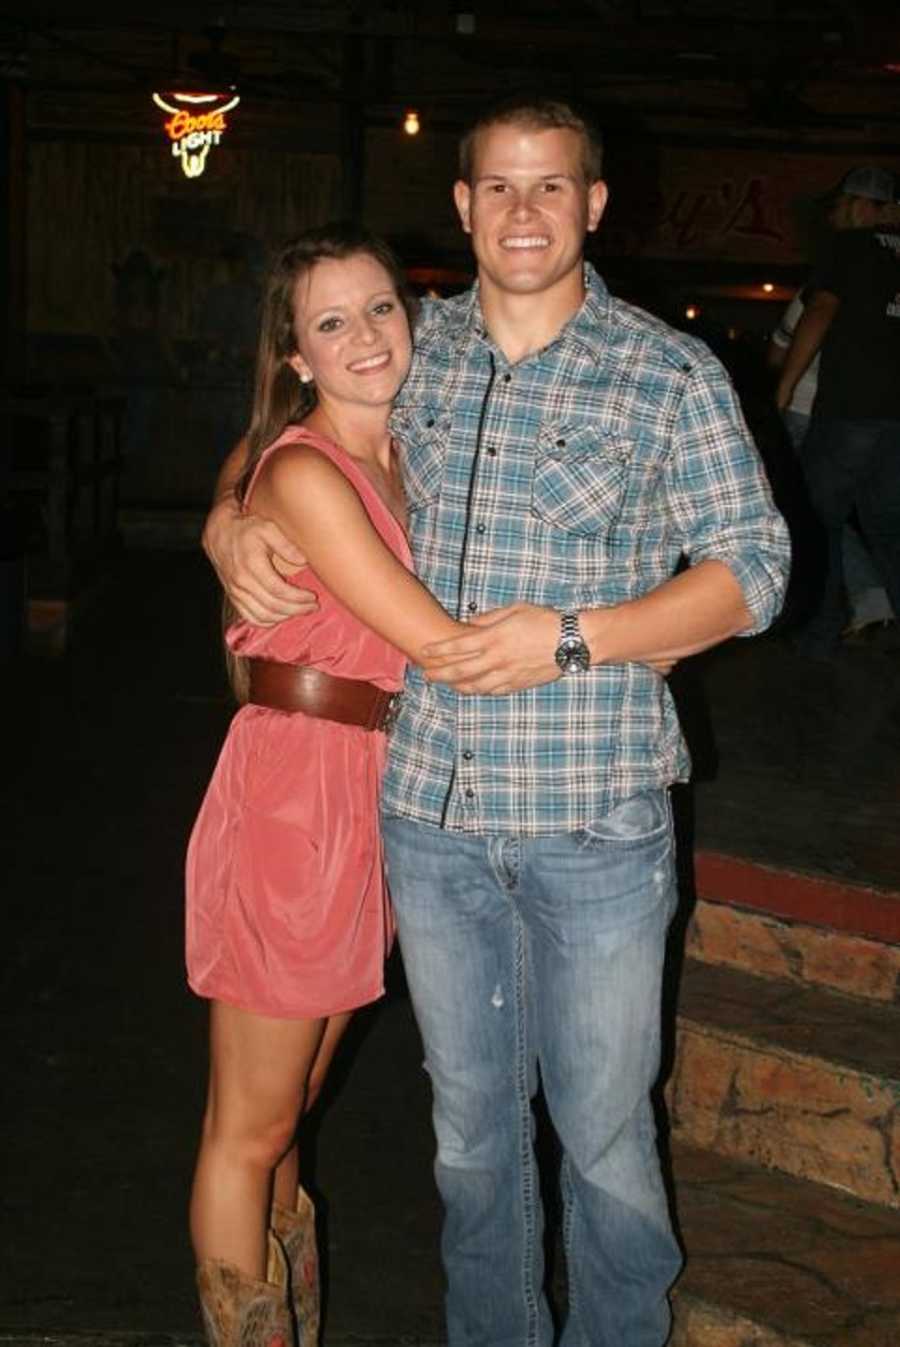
left=202, top=496, right=316, bottom=626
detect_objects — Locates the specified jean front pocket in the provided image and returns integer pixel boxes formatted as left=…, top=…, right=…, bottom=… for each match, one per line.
left=568, top=790, right=677, bottom=927
left=531, top=424, right=634, bottom=536
left=575, top=790, right=670, bottom=852
left=390, top=403, right=449, bottom=511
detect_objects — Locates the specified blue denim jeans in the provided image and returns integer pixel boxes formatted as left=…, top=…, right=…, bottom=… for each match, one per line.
left=382, top=791, right=682, bottom=1347
left=801, top=417, right=900, bottom=646
left=782, top=410, right=893, bottom=628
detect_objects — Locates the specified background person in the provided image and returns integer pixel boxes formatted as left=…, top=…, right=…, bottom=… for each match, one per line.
left=776, top=165, right=900, bottom=656
left=769, top=283, right=892, bottom=638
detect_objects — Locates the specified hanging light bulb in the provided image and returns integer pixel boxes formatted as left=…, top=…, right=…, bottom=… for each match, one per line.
left=403, top=108, right=421, bottom=136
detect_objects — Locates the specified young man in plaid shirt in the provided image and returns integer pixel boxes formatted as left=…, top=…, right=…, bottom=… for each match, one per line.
left=205, top=98, right=789, bottom=1347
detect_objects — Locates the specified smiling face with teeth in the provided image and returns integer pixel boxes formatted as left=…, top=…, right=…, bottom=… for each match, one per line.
left=287, top=252, right=413, bottom=413
left=454, top=123, right=607, bottom=312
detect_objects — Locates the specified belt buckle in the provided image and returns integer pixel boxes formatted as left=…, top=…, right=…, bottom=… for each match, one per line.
left=380, top=691, right=402, bottom=734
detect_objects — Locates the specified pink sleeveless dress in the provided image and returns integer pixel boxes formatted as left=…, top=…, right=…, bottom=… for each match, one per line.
left=185, top=426, right=409, bottom=1019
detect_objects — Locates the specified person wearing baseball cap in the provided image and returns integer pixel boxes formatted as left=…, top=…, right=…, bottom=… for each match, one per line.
left=826, top=165, right=900, bottom=231
left=777, top=164, right=900, bottom=656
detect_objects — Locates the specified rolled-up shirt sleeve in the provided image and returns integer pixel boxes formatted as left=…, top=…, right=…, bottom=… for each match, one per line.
left=666, top=354, right=791, bottom=635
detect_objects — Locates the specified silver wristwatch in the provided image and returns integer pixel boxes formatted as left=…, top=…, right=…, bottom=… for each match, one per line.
left=554, top=611, right=591, bottom=675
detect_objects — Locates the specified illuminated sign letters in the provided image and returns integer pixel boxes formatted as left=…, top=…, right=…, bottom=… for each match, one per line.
left=152, top=91, right=240, bottom=179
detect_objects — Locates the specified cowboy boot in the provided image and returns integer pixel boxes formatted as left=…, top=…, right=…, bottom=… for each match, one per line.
left=270, top=1185, right=320, bottom=1346
left=196, top=1233, right=295, bottom=1347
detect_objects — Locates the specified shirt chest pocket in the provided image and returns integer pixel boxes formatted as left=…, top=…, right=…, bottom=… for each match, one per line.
left=390, top=404, right=449, bottom=511
left=531, top=425, right=634, bottom=536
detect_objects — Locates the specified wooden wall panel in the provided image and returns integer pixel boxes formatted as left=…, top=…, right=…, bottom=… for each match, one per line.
left=27, top=140, right=341, bottom=338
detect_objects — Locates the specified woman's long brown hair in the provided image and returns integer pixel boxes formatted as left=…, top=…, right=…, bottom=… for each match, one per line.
left=222, top=223, right=416, bottom=702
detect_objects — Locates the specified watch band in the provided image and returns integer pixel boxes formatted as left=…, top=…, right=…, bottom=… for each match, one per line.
left=560, top=611, right=581, bottom=643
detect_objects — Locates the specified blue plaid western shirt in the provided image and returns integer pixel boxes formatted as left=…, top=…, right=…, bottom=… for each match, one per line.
left=383, top=265, right=790, bottom=835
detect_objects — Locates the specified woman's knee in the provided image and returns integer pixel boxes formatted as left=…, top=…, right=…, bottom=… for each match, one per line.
left=201, top=1103, right=300, bottom=1172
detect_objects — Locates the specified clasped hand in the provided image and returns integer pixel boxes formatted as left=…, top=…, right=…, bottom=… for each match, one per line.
left=422, top=603, right=676, bottom=693
left=421, top=604, right=562, bottom=695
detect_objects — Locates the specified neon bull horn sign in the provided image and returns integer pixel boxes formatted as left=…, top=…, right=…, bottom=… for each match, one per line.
left=152, top=91, right=240, bottom=178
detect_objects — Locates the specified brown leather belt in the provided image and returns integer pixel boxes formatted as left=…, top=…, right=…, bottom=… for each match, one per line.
left=247, top=658, right=401, bottom=732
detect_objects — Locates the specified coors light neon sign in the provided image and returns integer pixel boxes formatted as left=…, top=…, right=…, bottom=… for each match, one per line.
left=152, top=91, right=240, bottom=179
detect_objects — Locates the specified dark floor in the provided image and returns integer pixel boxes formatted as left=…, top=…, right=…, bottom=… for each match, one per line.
left=677, top=623, right=900, bottom=893
left=1, top=550, right=898, bottom=1345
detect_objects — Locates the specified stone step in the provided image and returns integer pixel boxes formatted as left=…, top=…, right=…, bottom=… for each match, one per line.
left=0, top=1338, right=443, bottom=1347
left=671, top=1144, right=900, bottom=1347
left=690, top=851, right=900, bottom=1004
left=669, top=959, right=900, bottom=1206
left=686, top=898, right=900, bottom=1004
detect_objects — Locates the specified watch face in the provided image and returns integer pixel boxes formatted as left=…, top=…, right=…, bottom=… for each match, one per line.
left=555, top=638, right=590, bottom=673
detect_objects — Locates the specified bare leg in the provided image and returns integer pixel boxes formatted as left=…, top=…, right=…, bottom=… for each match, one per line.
left=190, top=1001, right=326, bottom=1278
left=272, top=1147, right=300, bottom=1216
left=271, top=1011, right=352, bottom=1210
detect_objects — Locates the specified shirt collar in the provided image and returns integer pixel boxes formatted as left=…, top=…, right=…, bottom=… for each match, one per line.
left=447, top=262, right=612, bottom=362
left=570, top=263, right=612, bottom=347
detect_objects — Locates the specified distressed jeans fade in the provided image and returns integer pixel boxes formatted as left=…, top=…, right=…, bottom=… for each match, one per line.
left=383, top=790, right=683, bottom=1347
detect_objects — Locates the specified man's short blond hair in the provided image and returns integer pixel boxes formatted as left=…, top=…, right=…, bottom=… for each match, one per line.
left=458, top=97, right=604, bottom=186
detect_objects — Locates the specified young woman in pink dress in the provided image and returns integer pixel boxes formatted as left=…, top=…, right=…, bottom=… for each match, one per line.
left=185, top=225, right=465, bottom=1347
